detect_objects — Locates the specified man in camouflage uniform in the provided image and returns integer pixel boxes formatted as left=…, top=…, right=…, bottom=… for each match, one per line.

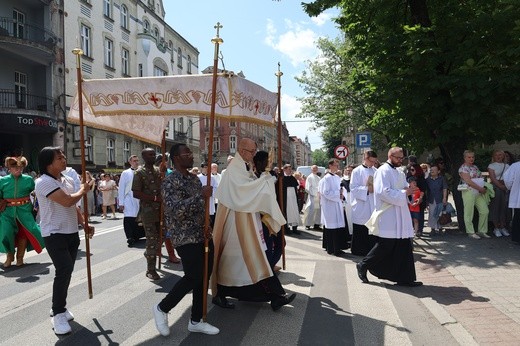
left=132, top=148, right=163, bottom=280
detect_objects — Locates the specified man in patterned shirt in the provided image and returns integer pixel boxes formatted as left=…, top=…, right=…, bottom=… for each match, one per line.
left=152, top=143, right=219, bottom=336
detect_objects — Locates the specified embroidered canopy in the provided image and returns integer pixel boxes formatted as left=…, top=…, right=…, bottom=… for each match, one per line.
left=67, top=73, right=278, bottom=145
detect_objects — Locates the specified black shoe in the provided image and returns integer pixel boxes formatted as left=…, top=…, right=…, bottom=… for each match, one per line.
left=313, top=225, right=322, bottom=230
left=396, top=281, right=423, bottom=287
left=356, top=263, right=369, bottom=283
left=292, top=229, right=301, bottom=235
left=127, top=238, right=136, bottom=247
left=271, top=293, right=296, bottom=311
left=212, top=296, right=235, bottom=309
left=305, top=226, right=311, bottom=230
left=334, top=250, right=346, bottom=257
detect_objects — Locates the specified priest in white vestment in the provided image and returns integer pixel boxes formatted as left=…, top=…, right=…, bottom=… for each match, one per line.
left=350, top=151, right=378, bottom=256
left=211, top=138, right=296, bottom=311
left=303, top=165, right=322, bottom=230
left=118, top=155, right=143, bottom=246
left=356, top=147, right=423, bottom=286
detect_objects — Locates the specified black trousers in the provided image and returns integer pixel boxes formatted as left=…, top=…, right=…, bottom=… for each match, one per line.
left=159, top=241, right=214, bottom=322
left=44, top=232, right=80, bottom=316
left=359, top=237, right=416, bottom=283
left=123, top=217, right=144, bottom=240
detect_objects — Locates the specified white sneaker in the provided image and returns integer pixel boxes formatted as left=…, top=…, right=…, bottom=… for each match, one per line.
left=493, top=229, right=503, bottom=238
left=500, top=228, right=510, bottom=236
left=188, top=320, right=220, bottom=335
left=468, top=233, right=481, bottom=239
left=153, top=304, right=170, bottom=336
left=52, top=312, right=72, bottom=335
left=49, top=309, right=74, bottom=321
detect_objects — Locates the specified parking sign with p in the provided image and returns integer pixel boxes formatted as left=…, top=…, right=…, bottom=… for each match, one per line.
left=356, top=132, right=371, bottom=148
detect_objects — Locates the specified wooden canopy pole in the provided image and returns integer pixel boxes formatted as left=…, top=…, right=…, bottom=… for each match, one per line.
left=275, top=63, right=286, bottom=270
left=72, top=47, right=93, bottom=299
left=202, top=22, right=223, bottom=321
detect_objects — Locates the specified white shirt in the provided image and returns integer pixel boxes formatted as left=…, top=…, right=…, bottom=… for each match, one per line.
left=504, top=162, right=520, bottom=208
left=198, top=173, right=217, bottom=215
left=373, top=162, right=414, bottom=239
left=35, top=174, right=79, bottom=236
left=305, top=173, right=320, bottom=197
left=318, top=172, right=345, bottom=229
left=118, top=168, right=140, bottom=217
left=350, top=165, right=377, bottom=225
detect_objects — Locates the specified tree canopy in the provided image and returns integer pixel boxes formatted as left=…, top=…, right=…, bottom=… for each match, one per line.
left=298, top=0, right=520, bottom=171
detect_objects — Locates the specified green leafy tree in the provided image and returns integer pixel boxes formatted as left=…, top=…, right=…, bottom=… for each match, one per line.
left=311, top=148, right=329, bottom=167
left=300, top=0, right=520, bottom=230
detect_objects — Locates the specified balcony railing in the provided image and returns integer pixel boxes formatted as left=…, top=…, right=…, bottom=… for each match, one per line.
left=0, top=17, right=57, bottom=48
left=0, top=89, right=53, bottom=112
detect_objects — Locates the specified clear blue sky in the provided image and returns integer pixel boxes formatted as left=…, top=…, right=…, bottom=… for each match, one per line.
left=163, top=1, right=340, bottom=150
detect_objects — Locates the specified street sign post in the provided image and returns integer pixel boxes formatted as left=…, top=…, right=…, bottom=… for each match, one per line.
left=334, top=144, right=349, bottom=160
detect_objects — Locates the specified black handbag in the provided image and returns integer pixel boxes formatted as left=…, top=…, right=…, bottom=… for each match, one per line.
left=439, top=206, right=452, bottom=225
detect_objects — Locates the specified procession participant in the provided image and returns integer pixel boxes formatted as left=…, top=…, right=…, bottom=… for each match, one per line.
left=152, top=143, right=219, bottom=336
left=349, top=151, right=378, bottom=256
left=34, top=147, right=93, bottom=335
left=504, top=160, right=520, bottom=244
left=253, top=150, right=283, bottom=271
left=211, top=138, right=296, bottom=311
left=0, top=156, right=45, bottom=267
left=319, top=159, right=348, bottom=256
left=197, top=163, right=218, bottom=226
left=118, top=155, right=144, bottom=247
left=356, top=147, right=422, bottom=286
left=303, top=165, right=321, bottom=230
left=281, top=164, right=301, bottom=235
left=133, top=148, right=164, bottom=280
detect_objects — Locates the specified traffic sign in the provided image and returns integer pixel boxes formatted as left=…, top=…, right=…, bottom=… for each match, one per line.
left=334, top=145, right=349, bottom=160
left=356, top=132, right=371, bottom=148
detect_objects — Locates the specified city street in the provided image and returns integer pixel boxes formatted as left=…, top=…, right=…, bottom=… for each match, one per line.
left=1, top=213, right=520, bottom=345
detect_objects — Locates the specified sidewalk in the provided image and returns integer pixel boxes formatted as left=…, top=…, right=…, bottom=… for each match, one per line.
left=413, top=225, right=520, bottom=345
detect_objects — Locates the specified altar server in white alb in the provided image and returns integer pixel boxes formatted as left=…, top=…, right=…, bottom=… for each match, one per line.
left=349, top=150, right=378, bottom=256
left=356, top=147, right=422, bottom=287
left=319, top=159, right=347, bottom=256
left=503, top=161, right=520, bottom=244
left=303, top=165, right=322, bottom=230
left=118, top=155, right=142, bottom=247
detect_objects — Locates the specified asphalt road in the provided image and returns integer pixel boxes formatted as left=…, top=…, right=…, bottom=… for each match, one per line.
left=1, top=214, right=466, bottom=345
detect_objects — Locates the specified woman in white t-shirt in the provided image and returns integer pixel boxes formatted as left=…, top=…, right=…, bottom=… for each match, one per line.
left=488, top=150, right=510, bottom=237
left=458, top=150, right=490, bottom=239
left=34, top=147, right=93, bottom=335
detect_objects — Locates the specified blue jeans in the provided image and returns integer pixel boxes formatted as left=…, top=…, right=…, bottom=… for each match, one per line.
left=44, top=232, right=80, bottom=316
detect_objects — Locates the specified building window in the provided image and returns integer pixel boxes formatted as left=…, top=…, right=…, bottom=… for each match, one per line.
left=213, top=137, right=220, bottom=152
left=104, top=38, right=114, bottom=68
left=103, top=0, right=111, bottom=18
left=153, top=27, right=159, bottom=39
left=80, top=24, right=91, bottom=57
left=178, top=117, right=184, bottom=133
left=229, top=135, right=237, bottom=153
left=121, top=48, right=129, bottom=75
left=168, top=41, right=174, bottom=62
left=14, top=71, right=27, bottom=108
left=177, top=47, right=182, bottom=68
left=188, top=119, right=193, bottom=139
left=13, top=10, right=25, bottom=39
left=107, top=138, right=115, bottom=163
left=143, top=20, right=150, bottom=33
left=229, top=120, right=236, bottom=127
left=187, top=55, right=192, bottom=74
left=153, top=65, right=166, bottom=76
left=123, top=141, right=130, bottom=162
left=138, top=63, right=143, bottom=77
left=86, top=135, right=93, bottom=162
left=120, top=5, right=128, bottom=29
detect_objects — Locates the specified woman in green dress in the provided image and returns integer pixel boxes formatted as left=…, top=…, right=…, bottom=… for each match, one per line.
left=0, top=156, right=45, bottom=267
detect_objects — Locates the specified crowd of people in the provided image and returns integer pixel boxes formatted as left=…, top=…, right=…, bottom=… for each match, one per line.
left=1, top=143, right=520, bottom=338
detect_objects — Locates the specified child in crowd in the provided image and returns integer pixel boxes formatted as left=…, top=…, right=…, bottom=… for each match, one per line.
left=407, top=176, right=424, bottom=236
